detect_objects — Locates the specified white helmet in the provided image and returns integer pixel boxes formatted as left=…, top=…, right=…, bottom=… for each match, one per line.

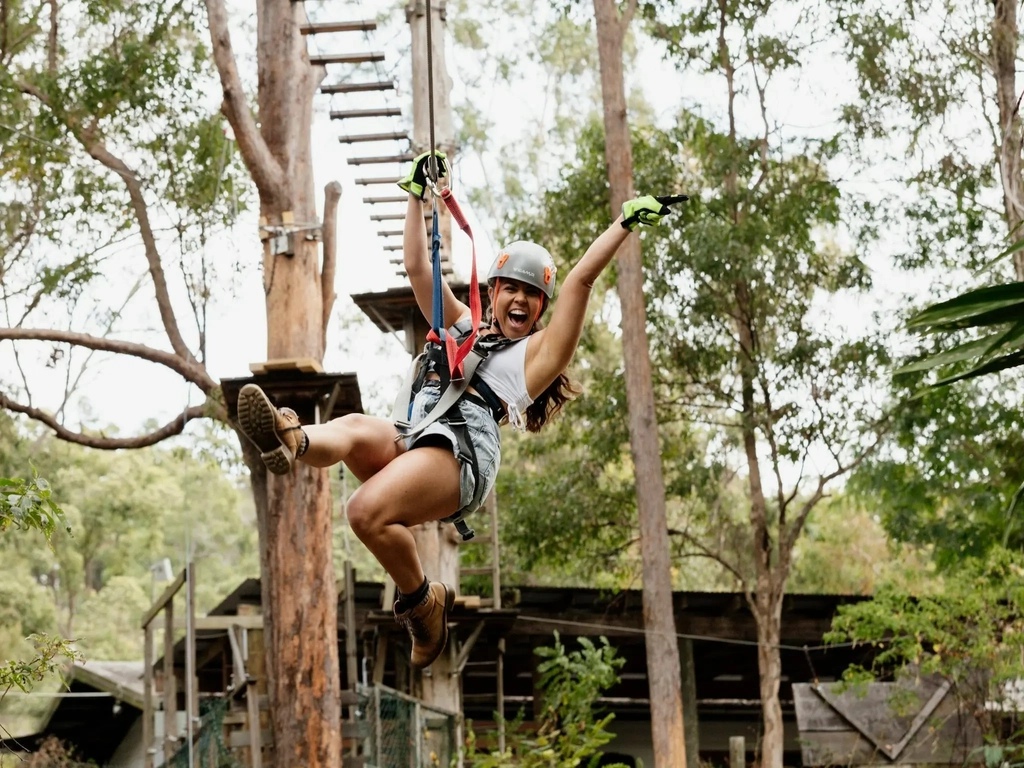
left=486, top=241, right=556, bottom=299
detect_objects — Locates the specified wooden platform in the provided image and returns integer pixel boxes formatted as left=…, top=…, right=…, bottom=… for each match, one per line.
left=220, top=369, right=362, bottom=425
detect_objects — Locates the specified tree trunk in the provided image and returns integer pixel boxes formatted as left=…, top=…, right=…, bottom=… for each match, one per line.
left=593, top=1, right=688, bottom=765
left=992, top=0, right=1024, bottom=279
left=249, top=0, right=340, bottom=764
left=754, top=597, right=785, bottom=768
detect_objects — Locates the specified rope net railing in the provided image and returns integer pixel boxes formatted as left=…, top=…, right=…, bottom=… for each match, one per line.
left=353, top=684, right=458, bottom=768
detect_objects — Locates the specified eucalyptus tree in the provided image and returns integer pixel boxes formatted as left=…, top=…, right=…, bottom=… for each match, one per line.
left=0, top=0, right=344, bottom=761
left=829, top=0, right=1024, bottom=569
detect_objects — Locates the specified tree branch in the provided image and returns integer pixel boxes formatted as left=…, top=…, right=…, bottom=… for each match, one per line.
left=0, top=393, right=207, bottom=449
left=46, top=0, right=57, bottom=73
left=203, top=0, right=287, bottom=206
left=620, top=0, right=638, bottom=30
left=781, top=415, right=892, bottom=558
left=0, top=327, right=216, bottom=392
left=78, top=132, right=200, bottom=366
left=668, top=526, right=748, bottom=593
left=320, top=181, right=342, bottom=350
left=16, top=81, right=200, bottom=367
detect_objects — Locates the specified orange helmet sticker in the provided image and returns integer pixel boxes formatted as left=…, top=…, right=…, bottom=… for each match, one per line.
left=544, top=266, right=552, bottom=285
left=497, top=253, right=509, bottom=268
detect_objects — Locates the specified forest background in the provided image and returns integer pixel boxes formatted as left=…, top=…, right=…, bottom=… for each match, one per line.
left=2, top=0, right=1022, bottom=748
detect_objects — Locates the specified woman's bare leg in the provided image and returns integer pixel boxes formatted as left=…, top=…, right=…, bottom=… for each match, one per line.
left=345, top=444, right=462, bottom=593
left=299, top=413, right=406, bottom=482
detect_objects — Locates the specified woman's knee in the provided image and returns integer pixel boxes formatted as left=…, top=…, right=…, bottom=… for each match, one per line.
left=346, top=484, right=384, bottom=540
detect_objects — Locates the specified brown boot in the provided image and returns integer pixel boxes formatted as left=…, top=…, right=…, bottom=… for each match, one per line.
left=236, top=384, right=304, bottom=475
left=394, top=582, right=455, bottom=669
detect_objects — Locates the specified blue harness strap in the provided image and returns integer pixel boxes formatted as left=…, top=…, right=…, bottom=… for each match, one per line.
left=430, top=204, right=445, bottom=341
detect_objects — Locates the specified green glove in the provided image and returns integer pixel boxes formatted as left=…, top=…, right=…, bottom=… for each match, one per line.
left=621, top=194, right=688, bottom=231
left=398, top=150, right=449, bottom=200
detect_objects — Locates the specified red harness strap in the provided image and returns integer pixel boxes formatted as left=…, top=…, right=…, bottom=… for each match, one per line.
left=425, top=188, right=481, bottom=379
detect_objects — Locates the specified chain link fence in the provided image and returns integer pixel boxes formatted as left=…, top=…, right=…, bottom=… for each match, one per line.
left=351, top=684, right=459, bottom=768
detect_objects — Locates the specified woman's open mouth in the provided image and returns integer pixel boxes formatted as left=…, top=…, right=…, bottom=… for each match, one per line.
left=507, top=309, right=530, bottom=332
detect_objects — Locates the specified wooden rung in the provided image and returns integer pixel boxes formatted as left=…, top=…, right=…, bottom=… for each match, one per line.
left=228, top=730, right=272, bottom=749
left=338, top=131, right=409, bottom=144
left=249, top=357, right=324, bottom=375
left=377, top=230, right=402, bottom=237
left=370, top=213, right=405, bottom=221
left=340, top=689, right=360, bottom=706
left=309, top=52, right=385, bottom=65
left=461, top=567, right=495, bottom=576
left=347, top=153, right=415, bottom=166
left=356, top=177, right=401, bottom=186
left=454, top=595, right=482, bottom=609
left=386, top=249, right=404, bottom=255
left=341, top=721, right=368, bottom=739
left=330, top=107, right=402, bottom=120
left=363, top=196, right=407, bottom=204
left=301, top=20, right=377, bottom=35
left=320, top=81, right=396, bottom=94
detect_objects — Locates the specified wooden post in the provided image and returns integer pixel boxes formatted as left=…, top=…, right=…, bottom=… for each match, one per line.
left=730, top=735, right=745, bottom=768
left=185, top=562, right=198, bottom=750
left=163, top=597, right=177, bottom=763
left=344, top=560, right=359, bottom=689
left=239, top=603, right=265, bottom=767
left=143, top=623, right=154, bottom=768
left=680, top=637, right=699, bottom=768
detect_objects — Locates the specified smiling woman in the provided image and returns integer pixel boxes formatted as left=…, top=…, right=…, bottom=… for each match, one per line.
left=234, top=150, right=686, bottom=671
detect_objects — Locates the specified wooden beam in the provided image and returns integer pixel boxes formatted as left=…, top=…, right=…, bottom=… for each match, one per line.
left=337, top=131, right=409, bottom=144
left=356, top=177, right=400, bottom=185
left=174, top=614, right=264, bottom=631
left=363, top=196, right=408, bottom=204
left=330, top=107, right=403, bottom=120
left=455, top=621, right=486, bottom=674
left=301, top=20, right=376, bottom=34
left=320, top=80, right=395, bottom=94
left=369, top=213, right=405, bottom=220
left=376, top=230, right=402, bottom=237
left=347, top=153, right=415, bottom=166
left=140, top=569, right=186, bottom=629
left=309, top=52, right=385, bottom=65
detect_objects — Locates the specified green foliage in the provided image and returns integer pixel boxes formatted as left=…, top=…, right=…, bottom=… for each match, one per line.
left=898, top=280, right=1024, bottom=387
left=465, top=634, right=630, bottom=768
left=827, top=548, right=1024, bottom=745
left=826, top=0, right=1006, bottom=274
left=0, top=419, right=258, bottom=666
left=0, top=0, right=249, bottom=337
left=850, top=374, right=1024, bottom=567
left=0, top=634, right=79, bottom=696
left=0, top=474, right=69, bottom=546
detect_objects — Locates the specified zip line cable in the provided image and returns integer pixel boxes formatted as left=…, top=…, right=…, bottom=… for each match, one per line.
left=514, top=614, right=861, bottom=653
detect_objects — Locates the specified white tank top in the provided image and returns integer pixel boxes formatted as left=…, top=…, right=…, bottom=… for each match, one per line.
left=476, top=337, right=534, bottom=430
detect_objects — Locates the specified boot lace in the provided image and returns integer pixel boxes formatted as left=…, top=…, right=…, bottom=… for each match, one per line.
left=397, top=612, right=430, bottom=642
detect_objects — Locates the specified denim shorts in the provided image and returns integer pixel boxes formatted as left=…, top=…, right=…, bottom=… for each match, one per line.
left=404, top=381, right=502, bottom=517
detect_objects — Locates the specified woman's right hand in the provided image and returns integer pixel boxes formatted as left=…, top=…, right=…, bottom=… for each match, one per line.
left=398, top=150, right=449, bottom=200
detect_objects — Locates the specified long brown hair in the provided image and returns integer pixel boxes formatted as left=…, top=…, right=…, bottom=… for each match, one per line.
left=484, top=295, right=581, bottom=433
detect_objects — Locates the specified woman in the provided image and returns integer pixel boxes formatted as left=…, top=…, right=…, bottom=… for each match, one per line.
left=236, top=152, right=683, bottom=669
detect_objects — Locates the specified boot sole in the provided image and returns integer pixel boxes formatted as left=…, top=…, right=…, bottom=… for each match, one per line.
left=237, top=384, right=294, bottom=475
left=414, top=583, right=456, bottom=670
